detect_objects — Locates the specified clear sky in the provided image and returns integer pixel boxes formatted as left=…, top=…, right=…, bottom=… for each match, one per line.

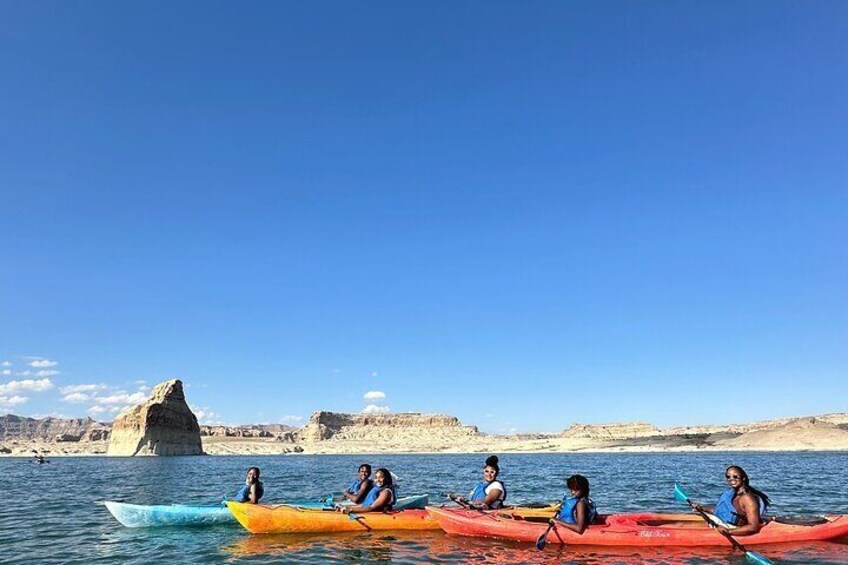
left=1, top=2, right=846, bottom=433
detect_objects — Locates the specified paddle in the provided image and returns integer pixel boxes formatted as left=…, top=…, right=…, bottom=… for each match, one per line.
left=673, top=483, right=773, bottom=565
left=534, top=503, right=564, bottom=551
left=346, top=511, right=372, bottom=531
left=441, top=492, right=485, bottom=512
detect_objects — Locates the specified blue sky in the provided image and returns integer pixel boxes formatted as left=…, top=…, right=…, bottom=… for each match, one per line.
left=1, top=2, right=846, bottom=433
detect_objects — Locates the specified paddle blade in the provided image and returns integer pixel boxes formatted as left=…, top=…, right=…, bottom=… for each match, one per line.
left=673, top=483, right=690, bottom=504
left=745, top=550, right=774, bottom=565
left=535, top=522, right=554, bottom=550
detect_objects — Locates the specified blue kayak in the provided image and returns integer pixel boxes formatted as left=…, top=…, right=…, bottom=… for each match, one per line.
left=104, top=501, right=235, bottom=528
left=104, top=494, right=429, bottom=528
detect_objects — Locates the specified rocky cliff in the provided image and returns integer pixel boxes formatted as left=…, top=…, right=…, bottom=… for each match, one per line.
left=294, top=411, right=480, bottom=451
left=0, top=415, right=109, bottom=442
left=107, top=379, right=203, bottom=456
left=561, top=422, right=661, bottom=440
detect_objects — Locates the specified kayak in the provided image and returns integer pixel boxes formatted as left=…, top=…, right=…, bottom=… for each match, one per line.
left=287, top=494, right=430, bottom=510
left=426, top=508, right=848, bottom=547
left=227, top=501, right=439, bottom=533
left=104, top=501, right=234, bottom=528
left=226, top=501, right=559, bottom=534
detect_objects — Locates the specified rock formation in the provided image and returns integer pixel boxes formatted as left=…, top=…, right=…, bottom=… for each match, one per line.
left=106, top=379, right=203, bottom=456
left=562, top=422, right=661, bottom=440
left=291, top=411, right=481, bottom=452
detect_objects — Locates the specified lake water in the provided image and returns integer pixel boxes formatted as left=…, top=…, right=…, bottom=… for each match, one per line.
left=3, top=452, right=848, bottom=564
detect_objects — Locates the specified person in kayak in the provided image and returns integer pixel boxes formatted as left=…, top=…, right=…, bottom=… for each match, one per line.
left=552, top=474, right=597, bottom=534
left=236, top=466, right=264, bottom=504
left=447, top=455, right=506, bottom=509
left=336, top=467, right=396, bottom=513
left=693, top=465, right=770, bottom=535
left=341, top=463, right=374, bottom=503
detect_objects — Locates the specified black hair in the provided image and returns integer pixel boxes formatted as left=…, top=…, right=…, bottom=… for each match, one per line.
left=726, top=465, right=770, bottom=508
left=566, top=474, right=590, bottom=497
left=359, top=464, right=372, bottom=475
left=248, top=466, right=260, bottom=477
left=375, top=467, right=394, bottom=488
left=484, top=455, right=500, bottom=477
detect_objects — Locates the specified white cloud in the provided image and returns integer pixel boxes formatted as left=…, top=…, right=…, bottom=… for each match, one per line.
left=1, top=370, right=10, bottom=376
left=97, top=391, right=147, bottom=405
left=1, top=361, right=10, bottom=367
left=34, top=370, right=60, bottom=377
left=133, top=380, right=146, bottom=385
left=190, top=404, right=224, bottom=425
left=361, top=404, right=390, bottom=414
left=363, top=390, right=386, bottom=401
left=0, top=395, right=28, bottom=407
left=62, top=392, right=90, bottom=403
left=280, top=415, right=304, bottom=423
left=87, top=405, right=107, bottom=415
left=370, top=371, right=379, bottom=377
left=29, top=359, right=58, bottom=368
left=59, top=384, right=106, bottom=394
left=0, top=378, right=54, bottom=394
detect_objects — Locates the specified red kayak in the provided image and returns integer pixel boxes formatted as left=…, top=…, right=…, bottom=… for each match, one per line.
left=426, top=507, right=848, bottom=547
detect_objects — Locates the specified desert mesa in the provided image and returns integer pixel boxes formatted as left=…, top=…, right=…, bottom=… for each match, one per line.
left=2, top=379, right=847, bottom=456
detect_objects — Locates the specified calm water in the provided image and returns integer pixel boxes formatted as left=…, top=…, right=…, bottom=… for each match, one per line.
left=3, top=453, right=848, bottom=564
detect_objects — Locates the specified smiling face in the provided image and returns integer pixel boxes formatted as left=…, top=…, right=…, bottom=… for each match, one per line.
left=358, top=466, right=370, bottom=481
left=374, top=470, right=386, bottom=487
left=246, top=468, right=258, bottom=484
left=725, top=466, right=745, bottom=489
left=483, top=465, right=498, bottom=482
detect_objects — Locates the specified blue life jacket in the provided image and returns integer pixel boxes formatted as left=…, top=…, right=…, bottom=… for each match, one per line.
left=556, top=495, right=597, bottom=524
left=236, top=481, right=264, bottom=503
left=469, top=480, right=507, bottom=509
left=362, top=485, right=396, bottom=510
left=347, top=478, right=373, bottom=502
left=715, top=488, right=766, bottom=525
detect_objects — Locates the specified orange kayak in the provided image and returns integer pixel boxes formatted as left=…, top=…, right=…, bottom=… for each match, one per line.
left=427, top=507, right=848, bottom=547
left=226, top=502, right=439, bottom=534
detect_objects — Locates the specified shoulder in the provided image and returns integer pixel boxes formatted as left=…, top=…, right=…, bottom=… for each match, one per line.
left=737, top=492, right=759, bottom=506
left=487, top=481, right=504, bottom=492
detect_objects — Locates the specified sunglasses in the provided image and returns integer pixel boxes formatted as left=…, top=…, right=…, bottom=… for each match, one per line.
left=725, top=474, right=743, bottom=480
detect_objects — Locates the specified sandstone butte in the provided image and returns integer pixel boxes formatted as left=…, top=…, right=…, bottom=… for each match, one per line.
left=106, top=379, right=203, bottom=456
left=1, top=379, right=848, bottom=456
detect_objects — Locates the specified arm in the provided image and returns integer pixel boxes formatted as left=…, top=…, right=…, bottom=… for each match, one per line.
left=343, top=480, right=371, bottom=502
left=248, top=483, right=259, bottom=504
left=555, top=499, right=590, bottom=534
left=472, top=486, right=503, bottom=509
left=719, top=494, right=762, bottom=536
left=342, top=489, right=392, bottom=514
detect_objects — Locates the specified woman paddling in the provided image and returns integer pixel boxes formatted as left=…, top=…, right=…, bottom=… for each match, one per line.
left=236, top=466, right=264, bottom=504
left=341, top=463, right=374, bottom=503
left=448, top=455, right=507, bottom=510
left=552, top=474, right=597, bottom=534
left=694, top=465, right=770, bottom=535
left=336, top=467, right=396, bottom=514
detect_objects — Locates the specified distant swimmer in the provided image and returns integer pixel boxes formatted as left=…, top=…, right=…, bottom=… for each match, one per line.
left=693, top=465, right=770, bottom=536
left=235, top=467, right=264, bottom=504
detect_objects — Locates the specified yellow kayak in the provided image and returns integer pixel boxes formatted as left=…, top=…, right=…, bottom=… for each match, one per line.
left=226, top=502, right=559, bottom=534
left=226, top=502, right=439, bottom=534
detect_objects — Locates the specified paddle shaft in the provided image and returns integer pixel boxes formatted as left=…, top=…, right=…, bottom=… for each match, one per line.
left=689, top=505, right=748, bottom=553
